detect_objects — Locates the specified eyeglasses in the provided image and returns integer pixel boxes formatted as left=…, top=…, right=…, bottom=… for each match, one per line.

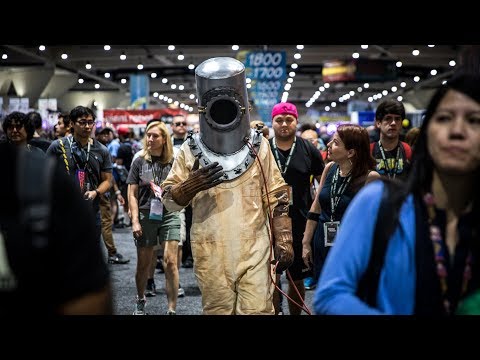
left=174, top=122, right=187, bottom=127
left=6, top=123, right=24, bottom=130
left=76, top=119, right=95, bottom=127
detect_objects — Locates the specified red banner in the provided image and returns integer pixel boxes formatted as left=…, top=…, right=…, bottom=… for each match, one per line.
left=103, top=109, right=186, bottom=125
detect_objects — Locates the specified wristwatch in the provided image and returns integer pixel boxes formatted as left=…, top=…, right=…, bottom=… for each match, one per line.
left=95, top=189, right=101, bottom=196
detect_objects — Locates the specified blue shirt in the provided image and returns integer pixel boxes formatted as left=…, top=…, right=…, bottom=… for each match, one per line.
left=313, top=180, right=417, bottom=315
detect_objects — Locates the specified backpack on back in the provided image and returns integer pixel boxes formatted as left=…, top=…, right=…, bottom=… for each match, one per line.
left=356, top=179, right=404, bottom=307
left=370, top=141, right=412, bottom=161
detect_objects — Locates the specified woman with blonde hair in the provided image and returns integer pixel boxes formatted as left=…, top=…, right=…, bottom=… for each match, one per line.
left=127, top=120, right=181, bottom=315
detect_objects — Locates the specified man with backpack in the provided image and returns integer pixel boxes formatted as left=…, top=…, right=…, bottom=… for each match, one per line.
left=370, top=99, right=412, bottom=180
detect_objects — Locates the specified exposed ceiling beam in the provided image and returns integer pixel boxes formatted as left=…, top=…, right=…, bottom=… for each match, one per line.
left=4, top=45, right=126, bottom=91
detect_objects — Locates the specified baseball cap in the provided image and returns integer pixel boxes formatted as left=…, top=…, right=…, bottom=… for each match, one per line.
left=117, top=124, right=130, bottom=136
left=271, top=102, right=298, bottom=119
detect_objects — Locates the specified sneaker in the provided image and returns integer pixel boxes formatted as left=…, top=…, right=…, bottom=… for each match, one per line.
left=178, top=284, right=185, bottom=298
left=108, top=252, right=130, bottom=264
left=133, top=296, right=147, bottom=315
left=304, top=276, right=317, bottom=290
left=165, top=309, right=176, bottom=315
left=145, top=280, right=157, bottom=297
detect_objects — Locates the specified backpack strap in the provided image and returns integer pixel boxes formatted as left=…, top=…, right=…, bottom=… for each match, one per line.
left=356, top=180, right=399, bottom=307
left=400, top=141, right=412, bottom=161
left=17, top=148, right=55, bottom=249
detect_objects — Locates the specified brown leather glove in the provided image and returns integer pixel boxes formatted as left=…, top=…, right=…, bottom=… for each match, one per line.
left=272, top=215, right=294, bottom=272
left=170, top=158, right=224, bottom=206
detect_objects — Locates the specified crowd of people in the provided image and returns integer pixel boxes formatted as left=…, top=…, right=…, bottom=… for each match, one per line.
left=1, top=54, right=479, bottom=316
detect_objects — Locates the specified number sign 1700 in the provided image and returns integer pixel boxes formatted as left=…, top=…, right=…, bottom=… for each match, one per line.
left=248, top=67, right=284, bottom=80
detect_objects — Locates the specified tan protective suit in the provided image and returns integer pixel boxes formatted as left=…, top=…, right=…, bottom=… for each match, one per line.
left=162, top=137, right=287, bottom=314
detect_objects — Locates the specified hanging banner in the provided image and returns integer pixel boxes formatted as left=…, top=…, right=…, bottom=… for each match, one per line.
left=129, top=74, right=149, bottom=110
left=103, top=109, right=185, bottom=125
left=244, top=51, right=287, bottom=126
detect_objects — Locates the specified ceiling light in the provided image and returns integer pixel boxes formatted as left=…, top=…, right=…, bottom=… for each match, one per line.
left=120, top=52, right=126, bottom=60
left=61, top=53, right=68, bottom=60
left=104, top=45, right=111, bottom=51
left=95, top=83, right=100, bottom=89
left=177, top=53, right=184, bottom=61
left=39, top=45, right=45, bottom=51
left=78, top=78, right=84, bottom=84
left=85, top=62, right=92, bottom=70
left=188, top=63, right=195, bottom=70
left=232, top=45, right=239, bottom=51
left=121, top=78, right=127, bottom=84
left=168, top=45, right=175, bottom=51
left=137, top=63, right=143, bottom=70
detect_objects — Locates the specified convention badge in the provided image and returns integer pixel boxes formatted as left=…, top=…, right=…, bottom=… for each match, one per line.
left=324, top=221, right=340, bottom=247
left=150, top=180, right=163, bottom=199
left=149, top=198, right=163, bottom=222
left=288, top=186, right=294, bottom=206
left=76, top=169, right=86, bottom=193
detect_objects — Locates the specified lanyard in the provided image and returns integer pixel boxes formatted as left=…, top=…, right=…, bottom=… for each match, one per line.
left=272, top=137, right=296, bottom=177
left=67, top=135, right=91, bottom=171
left=150, top=159, right=161, bottom=186
left=330, top=166, right=351, bottom=221
left=378, top=141, right=400, bottom=179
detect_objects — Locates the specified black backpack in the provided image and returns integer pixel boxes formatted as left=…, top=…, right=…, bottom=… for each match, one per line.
left=356, top=179, right=405, bottom=307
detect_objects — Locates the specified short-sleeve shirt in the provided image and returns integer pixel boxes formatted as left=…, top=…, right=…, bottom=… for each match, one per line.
left=46, top=136, right=112, bottom=211
left=269, top=136, right=325, bottom=239
left=127, top=155, right=173, bottom=211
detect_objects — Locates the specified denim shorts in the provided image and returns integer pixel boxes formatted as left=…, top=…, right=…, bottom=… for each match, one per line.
left=135, top=209, right=181, bottom=248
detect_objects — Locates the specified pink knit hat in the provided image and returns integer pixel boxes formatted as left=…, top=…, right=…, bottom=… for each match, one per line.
left=271, top=102, right=298, bottom=119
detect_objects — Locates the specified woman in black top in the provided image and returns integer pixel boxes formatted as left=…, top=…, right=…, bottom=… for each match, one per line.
left=302, top=124, right=380, bottom=283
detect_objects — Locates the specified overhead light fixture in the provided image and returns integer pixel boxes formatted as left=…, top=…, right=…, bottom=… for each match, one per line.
left=86, top=61, right=92, bottom=70
left=177, top=52, right=184, bottom=61
left=120, top=52, right=126, bottom=61
left=137, top=62, right=144, bottom=70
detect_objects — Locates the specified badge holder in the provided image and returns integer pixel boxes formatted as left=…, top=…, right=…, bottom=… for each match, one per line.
left=324, top=221, right=340, bottom=247
left=149, top=198, right=163, bottom=222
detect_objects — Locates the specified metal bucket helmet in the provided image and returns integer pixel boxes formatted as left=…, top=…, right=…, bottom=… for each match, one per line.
left=195, top=57, right=251, bottom=155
